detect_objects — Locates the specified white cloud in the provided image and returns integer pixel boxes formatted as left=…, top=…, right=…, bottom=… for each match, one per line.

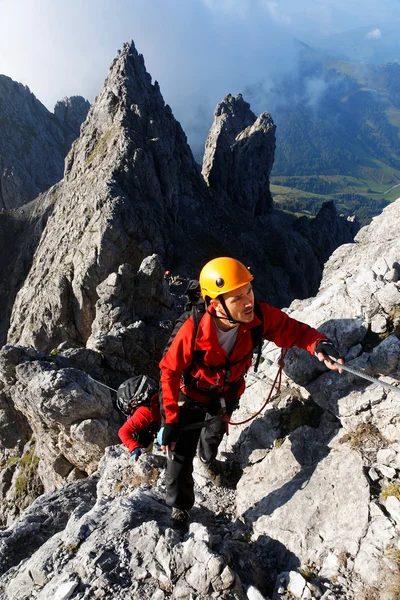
left=365, top=28, right=382, bottom=39
left=305, top=77, right=329, bottom=107
left=263, top=1, right=292, bottom=25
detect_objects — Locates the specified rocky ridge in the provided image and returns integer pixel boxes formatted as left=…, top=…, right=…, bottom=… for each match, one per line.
left=292, top=200, right=359, bottom=265
left=0, top=198, right=398, bottom=599
left=6, top=42, right=356, bottom=366
left=0, top=75, right=88, bottom=210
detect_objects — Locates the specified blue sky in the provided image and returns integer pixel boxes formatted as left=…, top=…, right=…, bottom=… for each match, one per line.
left=1, top=0, right=400, bottom=152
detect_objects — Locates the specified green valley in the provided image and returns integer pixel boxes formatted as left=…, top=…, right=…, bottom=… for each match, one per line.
left=268, top=56, right=400, bottom=225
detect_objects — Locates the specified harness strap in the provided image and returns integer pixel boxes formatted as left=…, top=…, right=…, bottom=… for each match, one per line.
left=183, top=301, right=264, bottom=391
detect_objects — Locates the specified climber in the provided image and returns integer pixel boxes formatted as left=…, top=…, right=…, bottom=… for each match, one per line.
left=118, top=375, right=161, bottom=460
left=159, top=256, right=344, bottom=526
left=164, top=270, right=172, bottom=283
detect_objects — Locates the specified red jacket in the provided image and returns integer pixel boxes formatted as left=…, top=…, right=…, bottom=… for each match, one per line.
left=118, top=394, right=161, bottom=452
left=159, top=302, right=327, bottom=424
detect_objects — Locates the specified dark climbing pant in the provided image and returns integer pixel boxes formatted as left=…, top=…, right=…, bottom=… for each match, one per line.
left=165, top=406, right=229, bottom=510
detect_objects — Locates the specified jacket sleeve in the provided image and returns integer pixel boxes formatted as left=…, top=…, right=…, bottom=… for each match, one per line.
left=118, top=406, right=154, bottom=452
left=159, top=317, right=196, bottom=424
left=259, top=303, right=328, bottom=354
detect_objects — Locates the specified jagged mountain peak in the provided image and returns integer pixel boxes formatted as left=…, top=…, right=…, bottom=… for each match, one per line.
left=64, top=40, right=195, bottom=185
left=6, top=42, right=209, bottom=352
left=202, top=92, right=276, bottom=215
left=0, top=74, right=33, bottom=101
left=215, top=92, right=255, bottom=124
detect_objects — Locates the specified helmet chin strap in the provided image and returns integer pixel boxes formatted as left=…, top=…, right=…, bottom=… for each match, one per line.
left=208, top=296, right=248, bottom=326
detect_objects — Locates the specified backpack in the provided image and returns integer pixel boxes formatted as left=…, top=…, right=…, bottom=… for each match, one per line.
left=163, top=280, right=264, bottom=373
left=116, top=375, right=158, bottom=416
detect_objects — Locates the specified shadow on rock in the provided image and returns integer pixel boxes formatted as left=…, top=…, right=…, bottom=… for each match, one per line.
left=242, top=416, right=337, bottom=522
left=227, top=533, right=301, bottom=598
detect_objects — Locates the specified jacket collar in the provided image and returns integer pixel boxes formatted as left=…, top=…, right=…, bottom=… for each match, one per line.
left=196, top=305, right=262, bottom=352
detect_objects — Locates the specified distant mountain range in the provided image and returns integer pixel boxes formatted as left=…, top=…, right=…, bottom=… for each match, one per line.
left=246, top=43, right=400, bottom=225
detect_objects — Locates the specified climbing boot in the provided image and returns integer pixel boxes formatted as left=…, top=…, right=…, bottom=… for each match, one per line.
left=198, top=457, right=227, bottom=487
left=171, top=507, right=190, bottom=528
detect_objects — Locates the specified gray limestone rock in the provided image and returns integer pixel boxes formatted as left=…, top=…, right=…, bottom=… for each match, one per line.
left=0, top=76, right=87, bottom=210
left=0, top=388, right=31, bottom=458
left=202, top=93, right=256, bottom=191
left=0, top=475, right=97, bottom=576
left=0, top=84, right=88, bottom=347
left=0, top=449, right=245, bottom=600
left=354, top=501, right=398, bottom=591
left=54, top=95, right=90, bottom=141
left=0, top=346, right=120, bottom=500
left=202, top=93, right=276, bottom=216
left=86, top=255, right=173, bottom=380
left=273, top=201, right=400, bottom=397
left=292, top=200, right=360, bottom=266
left=236, top=427, right=370, bottom=571
left=0, top=187, right=57, bottom=346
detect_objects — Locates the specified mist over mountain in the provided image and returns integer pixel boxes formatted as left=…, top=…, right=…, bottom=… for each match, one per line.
left=240, top=46, right=400, bottom=225
left=180, top=40, right=400, bottom=226
left=312, top=21, right=400, bottom=64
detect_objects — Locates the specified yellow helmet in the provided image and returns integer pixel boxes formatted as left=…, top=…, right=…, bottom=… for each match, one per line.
left=199, top=257, right=253, bottom=299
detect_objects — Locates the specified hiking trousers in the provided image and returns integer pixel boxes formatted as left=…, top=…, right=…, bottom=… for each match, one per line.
left=165, top=405, right=229, bottom=511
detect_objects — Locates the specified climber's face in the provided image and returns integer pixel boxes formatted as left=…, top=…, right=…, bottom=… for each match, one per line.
left=211, top=282, right=255, bottom=326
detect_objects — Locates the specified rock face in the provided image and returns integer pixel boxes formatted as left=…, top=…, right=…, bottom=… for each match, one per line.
left=0, top=475, right=98, bottom=577
left=0, top=186, right=57, bottom=346
left=54, top=96, right=90, bottom=141
left=293, top=200, right=360, bottom=265
left=229, top=198, right=400, bottom=599
left=0, top=75, right=88, bottom=210
left=0, top=449, right=245, bottom=600
left=202, top=93, right=276, bottom=216
left=0, top=345, right=120, bottom=495
left=0, top=198, right=399, bottom=599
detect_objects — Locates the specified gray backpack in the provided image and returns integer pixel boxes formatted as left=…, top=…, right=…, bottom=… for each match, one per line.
left=116, top=375, right=158, bottom=416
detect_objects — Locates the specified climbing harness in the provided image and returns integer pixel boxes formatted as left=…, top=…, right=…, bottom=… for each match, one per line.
left=86, top=351, right=287, bottom=433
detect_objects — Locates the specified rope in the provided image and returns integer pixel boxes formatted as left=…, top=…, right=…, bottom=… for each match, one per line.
left=87, top=375, right=118, bottom=393
left=227, top=349, right=287, bottom=426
